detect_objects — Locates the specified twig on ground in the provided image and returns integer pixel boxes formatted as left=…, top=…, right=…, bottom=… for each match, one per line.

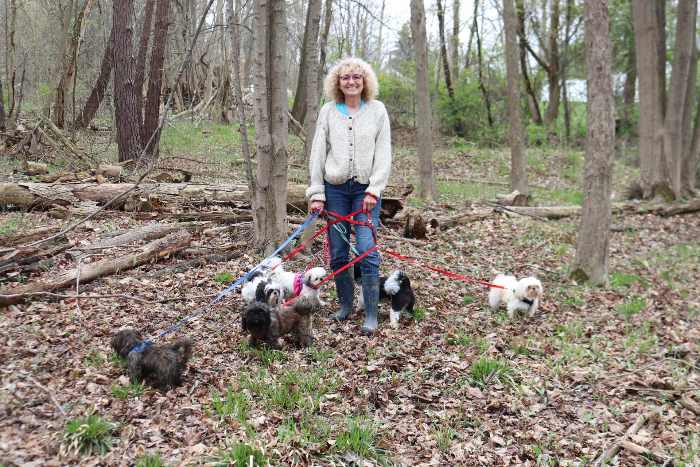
left=21, top=373, right=67, bottom=417
left=0, top=291, right=218, bottom=304
left=594, top=408, right=662, bottom=466
left=619, top=440, right=672, bottom=465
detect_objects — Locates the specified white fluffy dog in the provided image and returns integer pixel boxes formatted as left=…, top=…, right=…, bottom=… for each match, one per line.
left=488, top=274, right=543, bottom=319
left=241, top=256, right=283, bottom=304
left=270, top=263, right=327, bottom=305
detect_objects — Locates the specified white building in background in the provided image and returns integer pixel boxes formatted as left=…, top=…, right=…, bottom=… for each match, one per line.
left=542, top=75, right=637, bottom=103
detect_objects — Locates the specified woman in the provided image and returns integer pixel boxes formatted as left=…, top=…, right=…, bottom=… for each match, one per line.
left=305, top=57, right=392, bottom=335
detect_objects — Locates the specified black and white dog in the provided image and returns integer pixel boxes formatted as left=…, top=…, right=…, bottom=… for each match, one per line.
left=354, top=266, right=416, bottom=329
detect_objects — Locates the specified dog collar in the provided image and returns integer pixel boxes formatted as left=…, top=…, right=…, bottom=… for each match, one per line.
left=293, top=272, right=303, bottom=297
left=521, top=297, right=534, bottom=306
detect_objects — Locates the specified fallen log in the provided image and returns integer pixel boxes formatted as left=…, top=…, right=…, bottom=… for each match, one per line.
left=618, top=440, right=671, bottom=465
left=71, top=222, right=204, bottom=253
left=0, top=182, right=308, bottom=212
left=1, top=225, right=64, bottom=247
left=495, top=199, right=700, bottom=219
left=0, top=238, right=73, bottom=275
left=0, top=230, right=192, bottom=306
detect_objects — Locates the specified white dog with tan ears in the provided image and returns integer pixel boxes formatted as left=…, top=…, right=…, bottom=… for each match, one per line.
left=488, top=274, right=543, bottom=319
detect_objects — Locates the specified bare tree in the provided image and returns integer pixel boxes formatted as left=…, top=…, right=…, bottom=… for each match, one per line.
left=516, top=0, right=543, bottom=124
left=570, top=0, right=614, bottom=286
left=451, top=0, right=460, bottom=81
left=663, top=0, right=697, bottom=198
left=503, top=0, right=527, bottom=194
left=0, top=76, right=6, bottom=130
left=291, top=0, right=322, bottom=128
left=633, top=0, right=665, bottom=197
left=302, top=0, right=323, bottom=170
left=474, top=0, right=494, bottom=128
left=5, top=0, right=17, bottom=127
left=112, top=0, right=143, bottom=162
left=318, top=0, right=333, bottom=88
left=142, top=0, right=171, bottom=158
left=252, top=0, right=289, bottom=251
left=229, top=0, right=255, bottom=194
left=411, top=0, right=435, bottom=202
left=134, top=0, right=156, bottom=129
left=53, top=0, right=95, bottom=128
left=682, top=45, right=699, bottom=195
left=436, top=0, right=454, bottom=99
left=76, top=27, right=115, bottom=128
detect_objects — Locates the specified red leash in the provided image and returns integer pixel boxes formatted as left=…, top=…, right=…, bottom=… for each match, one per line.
left=382, top=249, right=506, bottom=289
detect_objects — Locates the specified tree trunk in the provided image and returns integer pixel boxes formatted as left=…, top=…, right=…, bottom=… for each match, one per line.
left=475, top=1, right=494, bottom=128
left=0, top=76, right=6, bottom=130
left=411, top=0, right=435, bottom=202
left=516, top=0, right=543, bottom=125
left=570, top=0, right=614, bottom=286
left=0, top=182, right=309, bottom=212
left=302, top=0, right=323, bottom=170
left=560, top=0, right=575, bottom=143
left=436, top=0, right=454, bottom=100
left=683, top=46, right=700, bottom=195
left=113, top=0, right=143, bottom=163
left=291, top=0, right=322, bottom=128
left=663, top=0, right=696, bottom=198
left=134, top=0, right=156, bottom=130
left=230, top=0, right=255, bottom=195
left=543, top=0, right=561, bottom=126
left=620, top=0, right=636, bottom=139
left=6, top=0, right=17, bottom=125
left=318, top=0, right=333, bottom=92
left=252, top=0, right=289, bottom=252
left=76, top=27, right=115, bottom=128
left=503, top=0, right=527, bottom=194
left=633, top=0, right=665, bottom=197
left=451, top=0, right=460, bottom=82
left=142, top=0, right=171, bottom=159
left=53, top=0, right=95, bottom=129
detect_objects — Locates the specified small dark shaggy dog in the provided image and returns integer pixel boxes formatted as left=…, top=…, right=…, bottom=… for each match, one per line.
left=241, top=282, right=319, bottom=348
left=355, top=267, right=416, bottom=328
left=110, top=329, right=192, bottom=391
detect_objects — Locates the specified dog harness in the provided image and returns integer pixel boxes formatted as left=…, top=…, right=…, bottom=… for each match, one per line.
left=520, top=297, right=534, bottom=307
left=292, top=272, right=304, bottom=297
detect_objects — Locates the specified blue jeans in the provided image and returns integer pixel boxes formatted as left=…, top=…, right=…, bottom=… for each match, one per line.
left=324, top=180, right=381, bottom=277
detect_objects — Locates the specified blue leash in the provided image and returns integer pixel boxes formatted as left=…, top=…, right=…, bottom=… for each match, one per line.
left=130, top=212, right=319, bottom=353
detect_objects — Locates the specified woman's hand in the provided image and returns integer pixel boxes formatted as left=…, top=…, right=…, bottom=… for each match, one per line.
left=362, top=194, right=377, bottom=213
left=309, top=200, right=325, bottom=213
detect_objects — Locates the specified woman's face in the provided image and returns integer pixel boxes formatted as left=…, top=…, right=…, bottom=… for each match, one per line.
left=338, top=68, right=364, bottom=100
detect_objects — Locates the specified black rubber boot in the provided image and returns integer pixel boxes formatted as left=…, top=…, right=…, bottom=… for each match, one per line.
left=360, top=274, right=380, bottom=335
left=333, top=269, right=354, bottom=321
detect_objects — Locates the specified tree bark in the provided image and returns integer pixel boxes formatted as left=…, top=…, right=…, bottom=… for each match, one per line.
left=142, top=0, right=171, bottom=160
left=632, top=0, right=665, bottom=197
left=620, top=0, right=636, bottom=139
left=6, top=0, right=17, bottom=126
left=570, top=0, right=614, bottom=286
left=411, top=0, right=435, bottom=202
left=291, top=0, right=322, bottom=127
left=0, top=76, right=6, bottom=130
left=252, top=0, right=289, bottom=252
left=516, top=0, right=543, bottom=125
left=113, top=0, right=143, bottom=163
left=543, top=0, right=561, bottom=126
left=450, top=0, right=460, bottom=82
left=663, top=0, right=696, bottom=198
left=76, top=26, right=115, bottom=128
left=134, top=0, right=156, bottom=130
left=230, top=0, right=255, bottom=195
left=685, top=48, right=700, bottom=195
left=302, top=0, right=323, bottom=170
left=317, top=0, right=333, bottom=93
left=53, top=0, right=95, bottom=128
left=503, top=0, right=527, bottom=194
left=0, top=231, right=192, bottom=306
left=436, top=0, right=454, bottom=100
left=475, top=1, right=494, bottom=128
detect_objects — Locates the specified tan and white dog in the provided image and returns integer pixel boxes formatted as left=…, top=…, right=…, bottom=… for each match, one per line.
left=488, top=274, right=543, bottom=319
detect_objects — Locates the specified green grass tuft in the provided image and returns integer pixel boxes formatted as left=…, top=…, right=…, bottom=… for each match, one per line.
left=210, top=441, right=268, bottom=466
left=135, top=453, right=168, bottom=467
left=469, top=357, right=514, bottom=387
left=610, top=272, right=643, bottom=289
left=616, top=296, right=646, bottom=318
left=111, top=382, right=144, bottom=399
left=62, top=412, right=116, bottom=456
left=335, top=417, right=386, bottom=463
left=210, top=386, right=249, bottom=424
left=214, top=272, right=234, bottom=284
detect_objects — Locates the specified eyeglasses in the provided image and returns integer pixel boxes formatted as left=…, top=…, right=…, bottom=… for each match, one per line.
left=340, top=74, right=363, bottom=82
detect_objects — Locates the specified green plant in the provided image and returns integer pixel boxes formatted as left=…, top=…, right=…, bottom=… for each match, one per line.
left=463, top=295, right=476, bottom=305
left=111, top=382, right=144, bottom=399
left=135, top=453, right=167, bottom=467
left=615, top=296, right=646, bottom=318
left=213, top=272, right=234, bottom=284
left=211, top=441, right=268, bottom=466
left=83, top=350, right=105, bottom=368
left=433, top=425, right=458, bottom=452
left=610, top=272, right=643, bottom=289
left=210, top=386, right=249, bottom=424
left=0, top=214, right=24, bottom=236
left=469, top=357, right=514, bottom=387
left=335, top=417, right=386, bottom=463
left=411, top=306, right=427, bottom=323
left=62, top=412, right=116, bottom=456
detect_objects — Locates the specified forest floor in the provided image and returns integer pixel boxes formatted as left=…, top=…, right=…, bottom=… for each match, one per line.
left=1, top=123, right=699, bottom=466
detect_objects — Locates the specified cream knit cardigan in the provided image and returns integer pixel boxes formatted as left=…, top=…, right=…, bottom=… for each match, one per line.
left=305, top=100, right=392, bottom=202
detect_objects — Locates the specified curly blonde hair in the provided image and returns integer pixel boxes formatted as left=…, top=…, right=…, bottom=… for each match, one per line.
left=323, top=57, right=379, bottom=103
